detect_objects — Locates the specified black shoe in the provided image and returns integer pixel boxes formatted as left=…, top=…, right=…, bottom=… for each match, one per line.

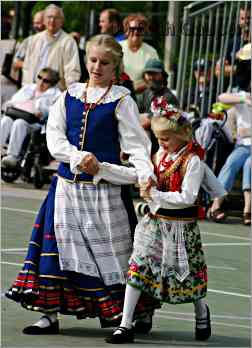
left=100, top=317, right=121, bottom=328
left=23, top=315, right=59, bottom=335
left=134, top=316, right=152, bottom=334
left=195, top=305, right=211, bottom=341
left=105, top=326, right=135, bottom=344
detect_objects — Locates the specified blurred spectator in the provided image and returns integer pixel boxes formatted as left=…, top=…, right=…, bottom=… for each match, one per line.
left=1, top=67, right=61, bottom=167
left=187, top=58, right=216, bottom=117
left=99, top=8, right=125, bottom=42
left=22, top=4, right=81, bottom=90
left=120, top=13, right=159, bottom=94
left=209, top=44, right=251, bottom=225
left=2, top=15, right=12, bottom=39
left=137, top=58, right=179, bottom=154
left=215, top=7, right=251, bottom=84
left=70, top=32, right=89, bottom=82
left=13, top=11, right=45, bottom=78
left=32, top=10, right=45, bottom=33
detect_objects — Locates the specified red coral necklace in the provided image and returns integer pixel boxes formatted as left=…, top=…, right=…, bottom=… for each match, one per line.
left=82, top=80, right=113, bottom=112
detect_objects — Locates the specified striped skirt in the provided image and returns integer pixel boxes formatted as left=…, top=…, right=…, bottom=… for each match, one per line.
left=5, top=176, right=160, bottom=326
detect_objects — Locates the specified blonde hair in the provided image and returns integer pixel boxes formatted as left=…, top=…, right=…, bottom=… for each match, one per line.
left=86, top=34, right=123, bottom=80
left=151, top=115, right=192, bottom=143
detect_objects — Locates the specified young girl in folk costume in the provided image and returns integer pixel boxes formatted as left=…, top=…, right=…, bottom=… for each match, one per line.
left=106, top=97, right=226, bottom=344
left=6, top=34, right=160, bottom=334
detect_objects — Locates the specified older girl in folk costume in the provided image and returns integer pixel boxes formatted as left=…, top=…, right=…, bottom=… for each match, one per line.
left=106, top=97, right=226, bottom=344
left=6, top=34, right=160, bottom=334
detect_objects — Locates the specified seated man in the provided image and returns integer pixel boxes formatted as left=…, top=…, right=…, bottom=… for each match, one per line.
left=1, top=67, right=61, bottom=167
left=137, top=58, right=179, bottom=154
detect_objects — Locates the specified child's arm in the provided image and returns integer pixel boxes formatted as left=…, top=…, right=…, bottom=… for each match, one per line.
left=218, top=92, right=251, bottom=106
left=116, top=94, right=156, bottom=184
left=93, top=162, right=137, bottom=185
left=148, top=155, right=202, bottom=213
left=200, top=162, right=227, bottom=199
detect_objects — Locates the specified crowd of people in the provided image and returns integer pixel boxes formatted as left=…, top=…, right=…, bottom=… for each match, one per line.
left=1, top=2, right=251, bottom=345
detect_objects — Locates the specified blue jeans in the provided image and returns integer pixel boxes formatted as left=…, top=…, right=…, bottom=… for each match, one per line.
left=218, top=144, right=251, bottom=192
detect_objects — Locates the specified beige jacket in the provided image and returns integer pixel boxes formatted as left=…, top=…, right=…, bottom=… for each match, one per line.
left=22, top=30, right=81, bottom=90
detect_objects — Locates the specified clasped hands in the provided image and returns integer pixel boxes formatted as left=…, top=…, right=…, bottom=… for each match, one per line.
left=77, top=153, right=100, bottom=175
left=139, top=177, right=156, bottom=201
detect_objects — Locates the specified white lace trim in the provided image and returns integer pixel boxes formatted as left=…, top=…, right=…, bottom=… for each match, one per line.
left=67, top=83, right=131, bottom=104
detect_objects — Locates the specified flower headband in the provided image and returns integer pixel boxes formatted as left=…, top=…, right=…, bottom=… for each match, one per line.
left=151, top=96, right=188, bottom=124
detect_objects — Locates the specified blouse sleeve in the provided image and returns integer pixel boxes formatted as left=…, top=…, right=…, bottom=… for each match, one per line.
left=149, top=155, right=202, bottom=212
left=115, top=94, right=155, bottom=183
left=201, top=162, right=227, bottom=198
left=46, top=91, right=91, bottom=174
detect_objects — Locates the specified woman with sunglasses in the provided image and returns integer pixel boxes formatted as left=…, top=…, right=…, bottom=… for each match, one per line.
left=120, top=14, right=159, bottom=94
left=1, top=67, right=61, bottom=168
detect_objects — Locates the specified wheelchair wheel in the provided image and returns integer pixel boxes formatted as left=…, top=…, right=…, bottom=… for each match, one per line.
left=1, top=167, right=21, bottom=183
left=33, top=164, right=44, bottom=189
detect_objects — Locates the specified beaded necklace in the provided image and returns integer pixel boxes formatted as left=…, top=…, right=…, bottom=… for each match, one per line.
left=82, top=80, right=113, bottom=112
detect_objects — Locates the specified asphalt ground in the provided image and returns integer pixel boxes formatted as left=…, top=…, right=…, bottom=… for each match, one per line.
left=1, top=182, right=251, bottom=348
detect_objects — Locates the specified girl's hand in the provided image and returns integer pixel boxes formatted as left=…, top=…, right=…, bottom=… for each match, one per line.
left=139, top=176, right=156, bottom=200
left=78, top=154, right=100, bottom=175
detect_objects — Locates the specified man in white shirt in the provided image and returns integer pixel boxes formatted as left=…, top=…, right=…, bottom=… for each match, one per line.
left=22, top=4, right=81, bottom=90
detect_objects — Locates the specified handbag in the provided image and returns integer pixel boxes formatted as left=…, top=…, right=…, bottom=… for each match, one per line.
left=2, top=52, right=13, bottom=77
left=5, top=106, right=39, bottom=124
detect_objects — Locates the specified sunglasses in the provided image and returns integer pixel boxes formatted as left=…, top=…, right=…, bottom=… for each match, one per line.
left=37, top=75, right=52, bottom=84
left=129, top=26, right=144, bottom=33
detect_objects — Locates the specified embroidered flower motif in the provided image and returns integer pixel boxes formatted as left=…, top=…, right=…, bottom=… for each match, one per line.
left=129, top=263, right=139, bottom=272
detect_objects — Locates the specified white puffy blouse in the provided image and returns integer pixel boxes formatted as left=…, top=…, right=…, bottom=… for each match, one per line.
left=46, top=83, right=154, bottom=184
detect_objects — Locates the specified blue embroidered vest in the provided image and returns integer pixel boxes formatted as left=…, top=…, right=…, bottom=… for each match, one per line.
left=57, top=92, right=121, bottom=181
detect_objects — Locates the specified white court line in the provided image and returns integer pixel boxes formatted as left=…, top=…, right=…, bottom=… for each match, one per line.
left=1, top=248, right=27, bottom=251
left=204, top=242, right=250, bottom=246
left=208, top=288, right=250, bottom=298
left=201, top=231, right=250, bottom=241
left=1, top=207, right=37, bottom=215
left=208, top=265, right=237, bottom=271
left=156, top=314, right=251, bottom=329
left=1, top=261, right=24, bottom=266
left=157, top=310, right=251, bottom=320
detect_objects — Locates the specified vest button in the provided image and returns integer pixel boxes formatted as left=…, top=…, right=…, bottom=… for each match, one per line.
left=79, top=141, right=82, bottom=147
left=81, top=126, right=84, bottom=131
left=79, top=133, right=83, bottom=139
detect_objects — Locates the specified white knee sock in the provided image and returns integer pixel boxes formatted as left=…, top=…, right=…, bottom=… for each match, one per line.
left=115, top=285, right=141, bottom=332
left=194, top=299, right=207, bottom=319
left=33, top=313, right=58, bottom=328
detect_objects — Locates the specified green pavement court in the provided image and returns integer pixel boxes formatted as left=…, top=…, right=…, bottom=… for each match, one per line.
left=1, top=184, right=251, bottom=348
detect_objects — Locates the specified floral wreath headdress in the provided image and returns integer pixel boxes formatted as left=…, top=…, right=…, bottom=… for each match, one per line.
left=151, top=96, right=205, bottom=160
left=151, top=96, right=188, bottom=125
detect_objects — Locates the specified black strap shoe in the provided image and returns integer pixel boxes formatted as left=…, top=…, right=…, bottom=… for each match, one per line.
left=23, top=315, right=59, bottom=335
left=134, top=316, right=152, bottom=334
left=105, top=326, right=135, bottom=344
left=195, top=305, right=211, bottom=341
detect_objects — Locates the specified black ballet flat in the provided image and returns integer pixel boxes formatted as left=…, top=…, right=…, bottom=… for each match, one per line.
left=134, top=316, right=152, bottom=334
left=195, top=305, right=211, bottom=341
left=105, top=326, right=135, bottom=344
left=23, top=315, right=59, bottom=335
